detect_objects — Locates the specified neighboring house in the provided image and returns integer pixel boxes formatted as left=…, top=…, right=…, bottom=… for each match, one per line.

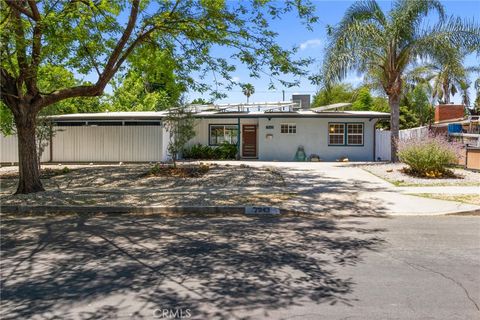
left=430, top=104, right=480, bottom=170
left=0, top=101, right=389, bottom=163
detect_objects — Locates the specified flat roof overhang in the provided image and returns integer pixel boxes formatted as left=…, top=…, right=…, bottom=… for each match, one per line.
left=49, top=111, right=390, bottom=122
left=192, top=113, right=390, bottom=119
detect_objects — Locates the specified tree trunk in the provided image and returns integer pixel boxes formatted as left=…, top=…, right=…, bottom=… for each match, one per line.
left=443, top=81, right=450, bottom=104
left=389, top=94, right=401, bottom=163
left=14, top=112, right=44, bottom=194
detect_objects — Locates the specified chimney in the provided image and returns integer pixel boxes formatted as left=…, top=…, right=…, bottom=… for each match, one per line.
left=434, top=104, right=465, bottom=123
left=292, top=94, right=311, bottom=110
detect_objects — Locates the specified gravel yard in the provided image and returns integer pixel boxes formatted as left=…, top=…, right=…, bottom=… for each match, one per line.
left=0, top=163, right=290, bottom=207
left=361, top=162, right=480, bottom=186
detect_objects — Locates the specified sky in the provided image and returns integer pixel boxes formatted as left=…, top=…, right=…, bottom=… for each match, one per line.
left=185, top=0, right=480, bottom=105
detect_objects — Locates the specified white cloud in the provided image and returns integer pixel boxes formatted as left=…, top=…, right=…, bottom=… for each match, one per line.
left=231, top=76, right=241, bottom=83
left=299, top=38, right=322, bottom=51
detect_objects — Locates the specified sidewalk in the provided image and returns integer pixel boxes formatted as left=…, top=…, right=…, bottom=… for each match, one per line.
left=396, top=186, right=480, bottom=195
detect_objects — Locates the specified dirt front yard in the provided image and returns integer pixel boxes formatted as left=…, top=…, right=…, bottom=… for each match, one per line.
left=0, top=163, right=291, bottom=207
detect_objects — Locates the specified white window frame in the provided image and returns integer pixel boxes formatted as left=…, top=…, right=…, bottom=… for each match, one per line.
left=209, top=124, right=238, bottom=146
left=280, top=123, right=297, bottom=134
left=328, top=123, right=345, bottom=145
left=346, top=123, right=364, bottom=145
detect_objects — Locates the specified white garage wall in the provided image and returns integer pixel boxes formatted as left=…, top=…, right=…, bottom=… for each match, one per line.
left=0, top=134, right=50, bottom=163
left=52, top=125, right=163, bottom=162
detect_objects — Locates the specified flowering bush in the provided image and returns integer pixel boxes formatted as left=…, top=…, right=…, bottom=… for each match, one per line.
left=397, top=134, right=462, bottom=178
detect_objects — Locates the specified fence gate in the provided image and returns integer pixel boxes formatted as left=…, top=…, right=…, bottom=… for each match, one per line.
left=375, top=126, right=429, bottom=161
left=375, top=130, right=391, bottom=161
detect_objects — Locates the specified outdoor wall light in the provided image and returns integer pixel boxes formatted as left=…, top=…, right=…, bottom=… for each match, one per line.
left=266, top=134, right=273, bottom=140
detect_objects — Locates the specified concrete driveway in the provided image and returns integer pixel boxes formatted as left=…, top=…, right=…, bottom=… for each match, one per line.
left=1, top=214, right=479, bottom=320
left=209, top=161, right=480, bottom=216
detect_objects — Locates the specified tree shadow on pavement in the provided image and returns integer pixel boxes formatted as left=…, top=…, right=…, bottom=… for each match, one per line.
left=1, top=214, right=386, bottom=320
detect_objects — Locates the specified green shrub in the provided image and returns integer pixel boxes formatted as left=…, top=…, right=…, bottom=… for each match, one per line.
left=183, top=142, right=237, bottom=160
left=148, top=163, right=162, bottom=175
left=398, top=135, right=461, bottom=178
left=216, top=142, right=237, bottom=159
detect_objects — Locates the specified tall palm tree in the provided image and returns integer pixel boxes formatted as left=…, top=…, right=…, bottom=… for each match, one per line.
left=241, top=83, right=255, bottom=104
left=408, top=51, right=480, bottom=105
left=321, top=0, right=480, bottom=161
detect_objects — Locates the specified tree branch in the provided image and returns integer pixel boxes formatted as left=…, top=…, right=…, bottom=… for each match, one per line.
left=40, top=85, right=101, bottom=107
left=27, top=0, right=41, bottom=20
left=97, top=0, right=140, bottom=86
left=11, top=8, right=28, bottom=98
left=5, top=1, right=35, bottom=20
left=28, top=1, right=42, bottom=95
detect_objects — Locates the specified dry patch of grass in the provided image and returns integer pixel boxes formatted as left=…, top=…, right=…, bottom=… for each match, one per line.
left=0, top=167, right=73, bottom=179
left=142, top=163, right=210, bottom=178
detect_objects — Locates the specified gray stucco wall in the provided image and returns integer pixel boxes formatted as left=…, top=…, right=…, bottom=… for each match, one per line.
left=187, top=117, right=377, bottom=161
left=257, top=117, right=376, bottom=161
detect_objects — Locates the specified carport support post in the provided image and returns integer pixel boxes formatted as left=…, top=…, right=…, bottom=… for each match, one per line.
left=236, top=117, right=241, bottom=160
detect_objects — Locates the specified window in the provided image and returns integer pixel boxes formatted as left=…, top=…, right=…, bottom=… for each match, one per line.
left=347, top=123, right=363, bottom=145
left=281, top=123, right=296, bottom=134
left=209, top=125, right=238, bottom=145
left=328, top=123, right=345, bottom=145
left=328, top=123, right=364, bottom=146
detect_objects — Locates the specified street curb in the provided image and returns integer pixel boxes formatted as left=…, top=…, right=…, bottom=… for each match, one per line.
left=0, top=205, right=309, bottom=217
left=1, top=204, right=479, bottom=217
left=445, top=208, right=480, bottom=216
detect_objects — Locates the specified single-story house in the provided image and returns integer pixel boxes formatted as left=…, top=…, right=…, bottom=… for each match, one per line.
left=0, top=102, right=389, bottom=163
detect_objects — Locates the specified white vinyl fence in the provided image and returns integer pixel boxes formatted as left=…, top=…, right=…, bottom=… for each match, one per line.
left=1, top=125, right=169, bottom=163
left=375, top=126, right=429, bottom=161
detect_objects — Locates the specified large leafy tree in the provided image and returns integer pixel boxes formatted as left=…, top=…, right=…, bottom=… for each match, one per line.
left=320, top=0, right=480, bottom=161
left=311, top=83, right=356, bottom=107
left=110, top=47, right=184, bottom=111
left=0, top=0, right=316, bottom=194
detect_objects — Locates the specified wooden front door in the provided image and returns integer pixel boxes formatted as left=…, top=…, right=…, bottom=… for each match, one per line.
left=242, top=125, right=257, bottom=158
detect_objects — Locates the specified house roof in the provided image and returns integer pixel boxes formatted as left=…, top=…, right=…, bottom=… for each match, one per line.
left=48, top=102, right=390, bottom=121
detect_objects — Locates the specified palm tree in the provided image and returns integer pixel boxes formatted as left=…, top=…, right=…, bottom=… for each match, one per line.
left=241, top=83, right=255, bottom=104
left=408, top=51, right=479, bottom=105
left=321, top=0, right=480, bottom=161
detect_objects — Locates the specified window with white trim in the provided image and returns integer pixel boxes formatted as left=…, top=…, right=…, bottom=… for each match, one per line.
left=280, top=123, right=296, bottom=134
left=209, top=125, right=238, bottom=145
left=347, top=123, right=363, bottom=145
left=328, top=123, right=345, bottom=145
left=328, top=123, right=364, bottom=146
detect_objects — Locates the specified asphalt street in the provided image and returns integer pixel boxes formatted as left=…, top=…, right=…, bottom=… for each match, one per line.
left=1, top=214, right=479, bottom=320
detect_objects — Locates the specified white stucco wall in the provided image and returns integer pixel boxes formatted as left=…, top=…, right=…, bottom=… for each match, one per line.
left=257, top=117, right=377, bottom=161
left=189, top=117, right=377, bottom=161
